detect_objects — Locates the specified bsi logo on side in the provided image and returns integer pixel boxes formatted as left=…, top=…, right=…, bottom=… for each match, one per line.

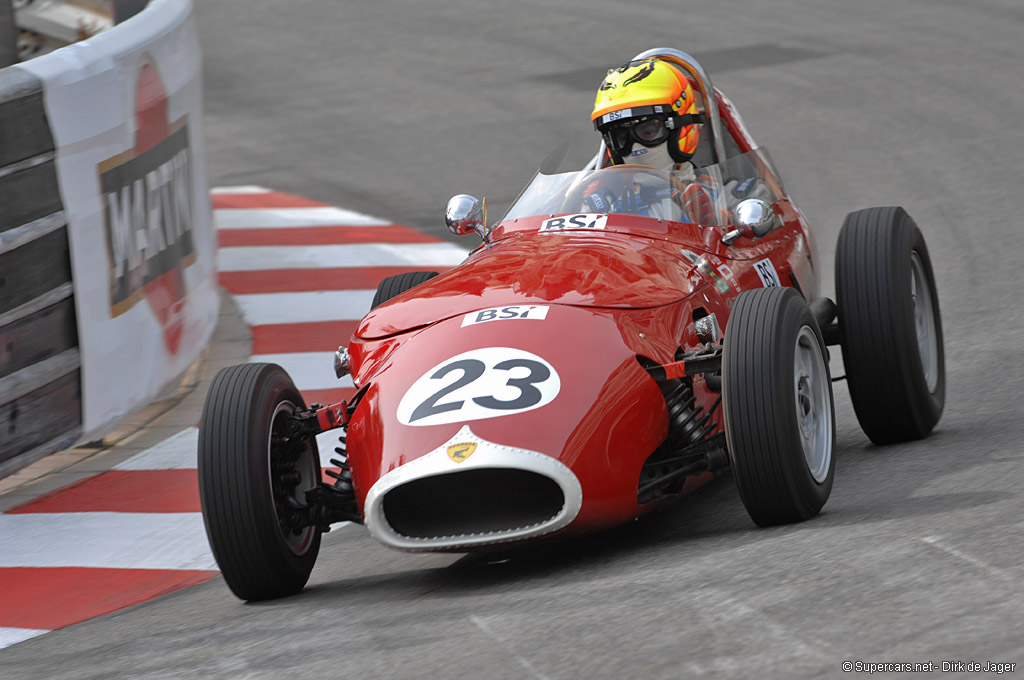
left=754, top=258, right=781, bottom=288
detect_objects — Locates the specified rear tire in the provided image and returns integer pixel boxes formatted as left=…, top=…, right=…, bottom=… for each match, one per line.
left=198, top=363, right=322, bottom=601
left=723, top=287, right=836, bottom=526
left=371, top=271, right=439, bottom=309
left=835, top=207, right=945, bottom=444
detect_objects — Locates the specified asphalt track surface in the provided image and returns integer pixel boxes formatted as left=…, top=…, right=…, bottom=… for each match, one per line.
left=4, top=0, right=1024, bottom=677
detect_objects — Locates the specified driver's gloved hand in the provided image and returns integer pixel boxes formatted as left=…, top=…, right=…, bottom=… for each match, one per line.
left=582, top=189, right=617, bottom=213
left=674, top=183, right=716, bottom=224
left=637, top=184, right=672, bottom=204
left=725, top=177, right=771, bottom=205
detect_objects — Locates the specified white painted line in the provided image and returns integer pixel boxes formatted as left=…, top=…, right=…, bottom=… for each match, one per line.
left=0, top=627, right=49, bottom=651
left=250, top=353, right=355, bottom=392
left=210, top=186, right=271, bottom=194
left=114, top=428, right=199, bottom=471
left=234, top=290, right=376, bottom=326
left=217, top=242, right=467, bottom=272
left=0, top=514, right=217, bottom=571
left=469, top=615, right=551, bottom=680
left=215, top=207, right=390, bottom=229
left=712, top=595, right=825, bottom=660
left=921, top=536, right=1015, bottom=583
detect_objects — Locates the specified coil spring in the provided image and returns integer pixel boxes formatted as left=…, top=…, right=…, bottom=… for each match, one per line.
left=664, top=380, right=718, bottom=450
left=325, top=430, right=353, bottom=493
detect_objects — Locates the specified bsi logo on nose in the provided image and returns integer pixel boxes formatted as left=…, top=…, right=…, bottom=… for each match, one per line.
left=462, top=306, right=550, bottom=327
left=540, top=213, right=609, bottom=232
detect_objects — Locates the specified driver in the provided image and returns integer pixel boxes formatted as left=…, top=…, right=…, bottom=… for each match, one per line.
left=591, top=57, right=717, bottom=224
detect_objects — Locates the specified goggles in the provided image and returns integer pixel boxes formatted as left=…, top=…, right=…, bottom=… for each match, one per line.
left=601, top=112, right=703, bottom=156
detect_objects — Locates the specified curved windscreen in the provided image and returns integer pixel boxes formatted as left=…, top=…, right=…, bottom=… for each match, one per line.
left=501, top=148, right=784, bottom=228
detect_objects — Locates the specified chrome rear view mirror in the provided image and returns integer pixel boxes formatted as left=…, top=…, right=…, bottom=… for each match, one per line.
left=723, top=199, right=777, bottom=245
left=735, top=198, right=776, bottom=237
left=445, top=194, right=489, bottom=241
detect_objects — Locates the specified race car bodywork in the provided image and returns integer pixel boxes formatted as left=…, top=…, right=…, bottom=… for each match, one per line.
left=197, top=48, right=945, bottom=600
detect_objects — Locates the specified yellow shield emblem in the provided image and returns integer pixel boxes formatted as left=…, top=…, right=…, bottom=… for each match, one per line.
left=447, top=442, right=477, bottom=463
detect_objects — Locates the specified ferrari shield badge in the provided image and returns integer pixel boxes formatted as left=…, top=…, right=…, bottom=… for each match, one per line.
left=447, top=442, right=478, bottom=463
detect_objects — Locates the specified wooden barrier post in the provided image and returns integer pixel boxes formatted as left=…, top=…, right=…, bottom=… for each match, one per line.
left=0, top=1, right=17, bottom=68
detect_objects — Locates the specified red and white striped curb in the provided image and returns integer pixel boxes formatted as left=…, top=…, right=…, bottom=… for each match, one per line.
left=0, top=428, right=215, bottom=649
left=0, top=186, right=467, bottom=650
left=214, top=185, right=466, bottom=408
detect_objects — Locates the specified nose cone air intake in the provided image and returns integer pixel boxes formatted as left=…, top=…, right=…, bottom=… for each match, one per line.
left=363, top=426, right=583, bottom=551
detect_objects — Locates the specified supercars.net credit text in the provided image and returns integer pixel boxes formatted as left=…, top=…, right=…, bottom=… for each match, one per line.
left=842, top=661, right=1016, bottom=674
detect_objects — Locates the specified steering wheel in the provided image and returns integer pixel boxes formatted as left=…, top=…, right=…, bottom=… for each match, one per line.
left=558, top=165, right=665, bottom=214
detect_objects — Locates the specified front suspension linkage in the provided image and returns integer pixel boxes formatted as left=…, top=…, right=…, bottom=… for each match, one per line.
left=281, top=393, right=365, bottom=531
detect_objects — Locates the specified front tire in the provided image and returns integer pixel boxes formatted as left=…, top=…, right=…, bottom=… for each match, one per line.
left=835, top=207, right=945, bottom=444
left=723, top=287, right=836, bottom=526
left=198, top=363, right=322, bottom=601
left=371, top=271, right=439, bottom=309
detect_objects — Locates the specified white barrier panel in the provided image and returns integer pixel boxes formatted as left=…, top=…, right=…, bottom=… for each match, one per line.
left=16, top=0, right=218, bottom=441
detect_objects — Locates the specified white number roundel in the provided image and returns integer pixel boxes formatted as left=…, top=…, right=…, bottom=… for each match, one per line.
left=396, top=347, right=561, bottom=427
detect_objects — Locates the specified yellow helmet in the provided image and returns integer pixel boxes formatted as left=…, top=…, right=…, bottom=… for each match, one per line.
left=592, top=58, right=701, bottom=165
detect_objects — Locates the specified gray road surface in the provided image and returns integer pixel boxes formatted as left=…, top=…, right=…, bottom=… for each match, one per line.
left=3, top=0, right=1023, bottom=677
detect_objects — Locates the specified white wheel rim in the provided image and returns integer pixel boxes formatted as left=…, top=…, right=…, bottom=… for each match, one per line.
left=910, top=251, right=939, bottom=393
left=269, top=400, right=318, bottom=555
left=794, top=326, right=832, bottom=484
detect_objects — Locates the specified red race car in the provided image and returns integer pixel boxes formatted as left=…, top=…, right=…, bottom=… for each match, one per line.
left=198, top=48, right=945, bottom=601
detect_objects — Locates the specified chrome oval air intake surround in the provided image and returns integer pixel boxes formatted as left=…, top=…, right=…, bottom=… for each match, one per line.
left=364, top=426, right=583, bottom=552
